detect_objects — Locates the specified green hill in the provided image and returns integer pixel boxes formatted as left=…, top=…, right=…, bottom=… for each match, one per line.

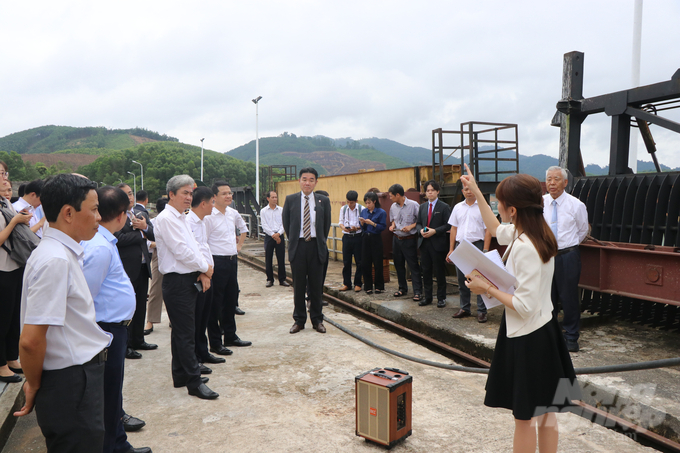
left=0, top=125, right=178, bottom=155
left=227, top=133, right=410, bottom=175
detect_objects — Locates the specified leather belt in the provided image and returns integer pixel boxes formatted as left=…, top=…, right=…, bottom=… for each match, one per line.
left=85, top=349, right=108, bottom=365
left=214, top=254, right=238, bottom=260
left=557, top=245, right=579, bottom=256
left=99, top=319, right=132, bottom=327
left=343, top=233, right=361, bottom=237
left=396, top=234, right=417, bottom=241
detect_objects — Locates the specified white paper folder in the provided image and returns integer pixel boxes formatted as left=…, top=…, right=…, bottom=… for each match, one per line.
left=448, top=239, right=516, bottom=309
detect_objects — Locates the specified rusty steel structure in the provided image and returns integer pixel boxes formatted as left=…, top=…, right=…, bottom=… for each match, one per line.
left=431, top=122, right=519, bottom=206
left=553, top=51, right=680, bottom=328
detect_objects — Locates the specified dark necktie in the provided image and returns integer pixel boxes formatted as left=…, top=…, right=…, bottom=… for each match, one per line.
left=427, top=202, right=433, bottom=227
left=303, top=196, right=311, bottom=241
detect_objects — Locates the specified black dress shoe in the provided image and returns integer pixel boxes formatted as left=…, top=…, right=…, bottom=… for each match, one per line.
left=290, top=323, right=304, bottom=334
left=279, top=281, right=290, bottom=287
left=143, top=325, right=153, bottom=335
left=210, top=346, right=233, bottom=356
left=437, top=300, right=446, bottom=308
left=566, top=339, right=580, bottom=353
left=234, top=307, right=245, bottom=315
left=418, top=298, right=433, bottom=306
left=202, top=354, right=226, bottom=364
left=201, top=376, right=210, bottom=384
left=188, top=383, right=219, bottom=400
left=122, top=414, right=146, bottom=432
left=224, top=337, right=252, bottom=347
left=0, top=374, right=22, bottom=383
left=266, top=280, right=274, bottom=287
left=8, top=366, right=23, bottom=374
left=124, top=447, right=152, bottom=453
left=199, top=364, right=212, bottom=374
left=126, top=348, right=142, bottom=359
left=132, top=342, right=157, bottom=350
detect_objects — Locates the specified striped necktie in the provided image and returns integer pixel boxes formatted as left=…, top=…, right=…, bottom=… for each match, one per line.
left=303, top=196, right=311, bottom=241
left=551, top=199, right=558, bottom=239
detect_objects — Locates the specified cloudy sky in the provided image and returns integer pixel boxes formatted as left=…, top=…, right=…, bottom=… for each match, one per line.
left=1, top=1, right=679, bottom=168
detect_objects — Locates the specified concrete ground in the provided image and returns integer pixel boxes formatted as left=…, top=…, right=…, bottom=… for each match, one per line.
left=1, top=261, right=661, bottom=453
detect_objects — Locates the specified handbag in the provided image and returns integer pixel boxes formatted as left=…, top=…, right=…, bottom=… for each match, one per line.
left=0, top=201, right=40, bottom=266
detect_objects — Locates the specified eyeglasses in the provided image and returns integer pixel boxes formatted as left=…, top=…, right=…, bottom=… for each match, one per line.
left=0, top=171, right=8, bottom=179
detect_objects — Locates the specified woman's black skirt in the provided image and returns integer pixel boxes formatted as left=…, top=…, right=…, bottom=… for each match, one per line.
left=484, top=311, right=582, bottom=420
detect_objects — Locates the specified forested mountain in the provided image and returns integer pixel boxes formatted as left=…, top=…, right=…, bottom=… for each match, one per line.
left=0, top=125, right=178, bottom=155
left=227, top=132, right=410, bottom=175
left=338, top=137, right=431, bottom=166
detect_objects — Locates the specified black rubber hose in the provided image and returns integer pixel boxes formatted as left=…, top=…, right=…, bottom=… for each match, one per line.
left=324, top=315, right=680, bottom=375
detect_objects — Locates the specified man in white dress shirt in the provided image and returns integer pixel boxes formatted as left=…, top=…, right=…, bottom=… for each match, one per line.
left=15, top=174, right=112, bottom=452
left=338, top=190, right=363, bottom=292
left=154, top=175, right=217, bottom=399
left=543, top=166, right=589, bottom=352
left=12, top=179, right=46, bottom=238
left=186, top=187, right=225, bottom=368
left=204, top=181, right=252, bottom=356
left=261, top=190, right=289, bottom=287
left=447, top=185, right=492, bottom=322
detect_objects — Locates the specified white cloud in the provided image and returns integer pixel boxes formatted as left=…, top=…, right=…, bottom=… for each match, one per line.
left=1, top=0, right=679, bottom=167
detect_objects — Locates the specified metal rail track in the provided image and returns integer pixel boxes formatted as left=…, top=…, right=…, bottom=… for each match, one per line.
left=239, top=254, right=680, bottom=452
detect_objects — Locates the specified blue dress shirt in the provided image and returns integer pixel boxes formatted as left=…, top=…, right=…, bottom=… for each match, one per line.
left=82, top=225, right=136, bottom=323
left=360, top=207, right=387, bottom=235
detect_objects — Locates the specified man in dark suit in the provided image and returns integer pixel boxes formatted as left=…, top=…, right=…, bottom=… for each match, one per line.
left=416, top=180, right=451, bottom=308
left=133, top=190, right=149, bottom=217
left=282, top=167, right=331, bottom=334
left=116, top=184, right=157, bottom=358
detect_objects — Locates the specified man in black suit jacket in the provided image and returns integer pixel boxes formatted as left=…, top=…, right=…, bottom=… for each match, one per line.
left=282, top=167, right=332, bottom=334
left=416, top=180, right=451, bottom=307
left=116, top=184, right=156, bottom=357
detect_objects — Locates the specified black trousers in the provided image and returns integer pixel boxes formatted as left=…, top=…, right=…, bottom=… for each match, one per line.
left=195, top=285, right=213, bottom=361
left=361, top=233, right=384, bottom=291
left=291, top=240, right=323, bottom=326
left=97, top=323, right=131, bottom=453
left=552, top=248, right=582, bottom=341
left=128, top=265, right=149, bottom=349
left=455, top=240, right=486, bottom=313
left=0, top=267, right=23, bottom=367
left=264, top=235, right=287, bottom=283
left=162, top=272, right=201, bottom=390
left=420, top=239, right=447, bottom=301
left=392, top=236, right=422, bottom=295
left=341, top=234, right=362, bottom=288
left=35, top=360, right=106, bottom=453
left=208, top=256, right=239, bottom=347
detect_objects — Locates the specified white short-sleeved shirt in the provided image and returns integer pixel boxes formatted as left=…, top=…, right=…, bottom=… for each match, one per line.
left=448, top=199, right=486, bottom=243
left=496, top=224, right=554, bottom=338
left=21, top=228, right=112, bottom=370
left=204, top=206, right=249, bottom=256
left=543, top=192, right=589, bottom=249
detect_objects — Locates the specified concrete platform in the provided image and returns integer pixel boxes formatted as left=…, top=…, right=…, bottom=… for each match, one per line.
left=238, top=238, right=680, bottom=444
left=2, top=262, right=660, bottom=453
left=0, top=237, right=677, bottom=452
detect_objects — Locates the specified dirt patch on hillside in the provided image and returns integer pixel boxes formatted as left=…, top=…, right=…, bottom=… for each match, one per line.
left=130, top=135, right=158, bottom=145
left=21, top=153, right=99, bottom=170
left=281, top=151, right=385, bottom=175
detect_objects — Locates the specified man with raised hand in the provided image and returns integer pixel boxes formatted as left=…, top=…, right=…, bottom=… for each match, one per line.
left=154, top=175, right=217, bottom=400
left=15, top=174, right=112, bottom=452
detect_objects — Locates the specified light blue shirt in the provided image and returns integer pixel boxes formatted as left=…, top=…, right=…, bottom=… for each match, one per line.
left=82, top=225, right=136, bottom=323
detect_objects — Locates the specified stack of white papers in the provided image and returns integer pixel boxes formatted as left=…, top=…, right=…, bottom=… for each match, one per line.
left=448, top=239, right=516, bottom=309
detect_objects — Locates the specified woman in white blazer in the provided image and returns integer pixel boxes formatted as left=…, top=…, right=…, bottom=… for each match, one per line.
left=461, top=164, right=580, bottom=453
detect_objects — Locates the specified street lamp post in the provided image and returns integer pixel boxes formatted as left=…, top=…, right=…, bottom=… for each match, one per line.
left=127, top=171, right=136, bottom=198
left=131, top=160, right=144, bottom=190
left=252, top=96, right=262, bottom=205
left=200, top=138, right=205, bottom=182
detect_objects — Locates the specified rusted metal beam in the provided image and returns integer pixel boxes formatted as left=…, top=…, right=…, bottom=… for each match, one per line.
left=579, top=240, right=680, bottom=306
